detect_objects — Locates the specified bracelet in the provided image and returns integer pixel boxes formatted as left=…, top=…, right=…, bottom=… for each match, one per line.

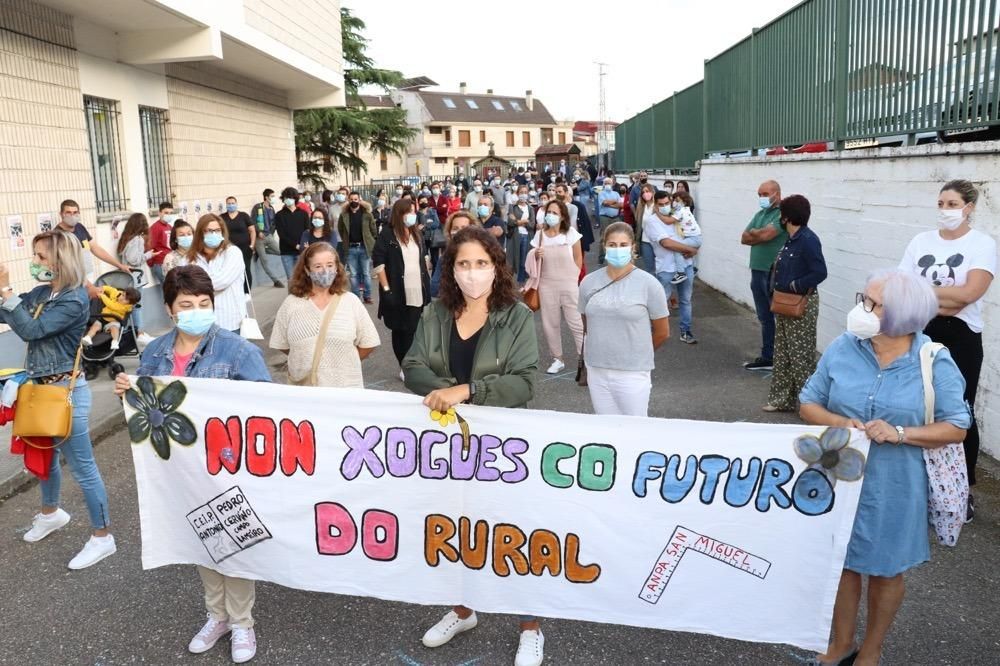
left=895, top=425, right=906, bottom=445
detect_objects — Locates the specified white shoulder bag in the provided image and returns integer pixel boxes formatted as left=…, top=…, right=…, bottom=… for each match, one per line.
left=919, top=342, right=969, bottom=547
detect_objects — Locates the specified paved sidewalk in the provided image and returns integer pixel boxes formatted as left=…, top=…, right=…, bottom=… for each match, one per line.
left=0, top=271, right=997, bottom=665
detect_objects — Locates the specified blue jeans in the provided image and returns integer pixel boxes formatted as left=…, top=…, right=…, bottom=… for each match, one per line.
left=640, top=241, right=655, bottom=274
left=347, top=245, right=372, bottom=298
left=150, top=264, right=164, bottom=285
left=517, top=234, right=530, bottom=283
left=280, top=254, right=299, bottom=278
left=39, top=380, right=110, bottom=529
left=657, top=265, right=694, bottom=334
left=750, top=269, right=775, bottom=361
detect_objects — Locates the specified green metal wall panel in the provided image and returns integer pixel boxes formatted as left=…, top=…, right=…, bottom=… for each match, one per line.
left=674, top=82, right=704, bottom=168
left=612, top=0, right=1000, bottom=168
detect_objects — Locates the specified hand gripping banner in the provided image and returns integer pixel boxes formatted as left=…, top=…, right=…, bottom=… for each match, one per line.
left=123, top=377, right=869, bottom=651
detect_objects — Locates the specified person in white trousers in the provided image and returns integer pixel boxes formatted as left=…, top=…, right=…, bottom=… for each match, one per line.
left=530, top=200, right=584, bottom=374
left=579, top=222, right=670, bottom=416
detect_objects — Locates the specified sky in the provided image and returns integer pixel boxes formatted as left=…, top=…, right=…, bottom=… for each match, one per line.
left=350, top=0, right=802, bottom=124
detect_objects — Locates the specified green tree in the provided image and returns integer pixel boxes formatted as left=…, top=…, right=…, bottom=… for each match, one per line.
left=295, top=7, right=415, bottom=189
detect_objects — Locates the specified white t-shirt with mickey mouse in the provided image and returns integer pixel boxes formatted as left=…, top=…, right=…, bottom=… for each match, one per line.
left=899, top=228, right=997, bottom=333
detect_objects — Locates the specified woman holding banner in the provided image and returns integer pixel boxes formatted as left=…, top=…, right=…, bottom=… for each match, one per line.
left=114, top=265, right=270, bottom=664
left=402, top=225, right=543, bottom=666
left=799, top=270, right=969, bottom=666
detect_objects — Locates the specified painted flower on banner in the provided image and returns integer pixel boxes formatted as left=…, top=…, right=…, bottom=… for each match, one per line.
left=793, top=427, right=866, bottom=486
left=125, top=376, right=197, bottom=460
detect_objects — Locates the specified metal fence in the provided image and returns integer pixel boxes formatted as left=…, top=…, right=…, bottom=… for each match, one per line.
left=616, top=0, right=1000, bottom=171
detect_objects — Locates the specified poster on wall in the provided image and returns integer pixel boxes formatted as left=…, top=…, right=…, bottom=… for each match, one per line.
left=37, top=213, right=53, bottom=233
left=206, top=201, right=213, bottom=213
left=6, top=216, right=25, bottom=251
left=125, top=379, right=870, bottom=652
left=180, top=202, right=189, bottom=218
left=194, top=201, right=201, bottom=215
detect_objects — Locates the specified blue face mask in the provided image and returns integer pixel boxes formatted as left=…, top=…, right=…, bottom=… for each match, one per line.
left=284, top=198, right=296, bottom=208
left=543, top=213, right=560, bottom=227
left=225, top=203, right=237, bottom=213
left=759, top=196, right=772, bottom=209
left=312, top=218, right=325, bottom=228
left=175, top=308, right=215, bottom=336
left=335, top=194, right=346, bottom=203
left=605, top=246, right=632, bottom=268
left=204, top=232, right=224, bottom=248
left=658, top=205, right=672, bottom=216
left=177, top=235, right=193, bottom=249
left=404, top=213, right=418, bottom=227
left=377, top=199, right=386, bottom=207
left=477, top=205, right=491, bottom=218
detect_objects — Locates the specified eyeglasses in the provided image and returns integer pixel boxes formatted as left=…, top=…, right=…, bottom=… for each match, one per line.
left=855, top=292, right=881, bottom=312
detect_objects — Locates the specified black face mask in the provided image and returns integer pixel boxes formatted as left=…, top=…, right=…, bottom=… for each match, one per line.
left=640, top=178, right=647, bottom=184
left=419, top=203, right=429, bottom=209
left=349, top=201, right=360, bottom=209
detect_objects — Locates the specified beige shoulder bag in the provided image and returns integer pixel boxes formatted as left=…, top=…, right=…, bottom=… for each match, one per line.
left=291, top=294, right=342, bottom=386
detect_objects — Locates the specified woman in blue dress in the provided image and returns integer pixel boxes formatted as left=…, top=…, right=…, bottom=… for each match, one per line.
left=799, top=269, right=970, bottom=666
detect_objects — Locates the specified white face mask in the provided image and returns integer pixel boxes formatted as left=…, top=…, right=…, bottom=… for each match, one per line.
left=937, top=206, right=966, bottom=231
left=846, top=302, right=880, bottom=340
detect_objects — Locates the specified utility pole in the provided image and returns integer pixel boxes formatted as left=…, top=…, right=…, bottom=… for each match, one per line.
left=595, top=62, right=609, bottom=163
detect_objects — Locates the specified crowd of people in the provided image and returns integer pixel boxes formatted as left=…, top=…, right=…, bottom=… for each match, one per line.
left=0, top=170, right=994, bottom=666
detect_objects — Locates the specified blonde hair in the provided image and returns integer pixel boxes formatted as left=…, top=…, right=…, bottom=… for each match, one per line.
left=33, top=231, right=86, bottom=290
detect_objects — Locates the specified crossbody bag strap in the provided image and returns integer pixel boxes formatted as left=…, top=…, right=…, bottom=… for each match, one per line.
left=919, top=342, right=944, bottom=426
left=308, top=294, right=342, bottom=384
left=66, top=343, right=84, bottom=393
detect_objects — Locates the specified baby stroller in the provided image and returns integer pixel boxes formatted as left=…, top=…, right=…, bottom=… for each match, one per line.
left=81, top=270, right=141, bottom=381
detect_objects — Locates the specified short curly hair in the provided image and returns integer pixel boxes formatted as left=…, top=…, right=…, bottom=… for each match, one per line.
left=288, top=242, right=349, bottom=297
left=438, top=226, right=519, bottom=315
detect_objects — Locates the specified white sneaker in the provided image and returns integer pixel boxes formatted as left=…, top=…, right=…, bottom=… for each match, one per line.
left=421, top=610, right=478, bottom=648
left=188, top=615, right=231, bottom=654
left=545, top=359, right=565, bottom=374
left=81, top=335, right=93, bottom=347
left=136, top=332, right=155, bottom=348
left=110, top=338, right=120, bottom=350
left=231, top=626, right=257, bottom=663
left=515, top=629, right=545, bottom=666
left=67, top=534, right=116, bottom=570
left=23, top=508, right=71, bottom=542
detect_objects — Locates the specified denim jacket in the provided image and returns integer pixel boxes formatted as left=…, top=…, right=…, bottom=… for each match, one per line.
left=771, top=226, right=828, bottom=294
left=137, top=325, right=271, bottom=382
left=0, top=285, right=88, bottom=378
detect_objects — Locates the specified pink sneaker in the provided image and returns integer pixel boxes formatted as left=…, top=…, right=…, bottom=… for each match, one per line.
left=188, top=615, right=230, bottom=654
left=231, top=626, right=257, bottom=663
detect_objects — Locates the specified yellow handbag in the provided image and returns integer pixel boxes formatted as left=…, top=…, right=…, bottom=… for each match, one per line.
left=11, top=304, right=83, bottom=449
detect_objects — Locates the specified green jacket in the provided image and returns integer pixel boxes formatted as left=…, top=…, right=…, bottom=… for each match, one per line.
left=337, top=206, right=377, bottom=255
left=403, top=299, right=538, bottom=408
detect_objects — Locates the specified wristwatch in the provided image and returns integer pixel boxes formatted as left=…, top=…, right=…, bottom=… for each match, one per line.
left=894, top=425, right=906, bottom=445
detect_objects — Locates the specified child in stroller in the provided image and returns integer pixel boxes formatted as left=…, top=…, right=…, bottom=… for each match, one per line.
left=82, top=285, right=140, bottom=350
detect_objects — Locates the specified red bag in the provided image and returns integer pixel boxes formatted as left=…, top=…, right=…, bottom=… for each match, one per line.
left=4, top=404, right=54, bottom=480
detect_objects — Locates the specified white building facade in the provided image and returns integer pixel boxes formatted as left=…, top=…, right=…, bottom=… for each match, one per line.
left=0, top=0, right=344, bottom=328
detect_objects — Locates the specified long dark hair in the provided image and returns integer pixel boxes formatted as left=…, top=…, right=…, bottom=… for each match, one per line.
left=168, top=220, right=193, bottom=250
left=310, top=207, right=333, bottom=237
left=390, top=198, right=416, bottom=244
left=438, top=226, right=519, bottom=315
left=117, top=212, right=149, bottom=255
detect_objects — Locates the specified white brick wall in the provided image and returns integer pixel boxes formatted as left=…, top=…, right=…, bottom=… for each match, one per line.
left=694, top=143, right=1000, bottom=459
left=164, top=61, right=297, bottom=215
left=0, top=1, right=93, bottom=297
left=243, top=0, right=342, bottom=75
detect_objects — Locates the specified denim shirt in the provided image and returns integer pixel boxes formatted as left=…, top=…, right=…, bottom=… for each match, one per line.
left=137, top=325, right=271, bottom=382
left=771, top=225, right=827, bottom=294
left=0, top=285, right=88, bottom=378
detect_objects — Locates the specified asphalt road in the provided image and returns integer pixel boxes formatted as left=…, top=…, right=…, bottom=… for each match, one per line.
left=1, top=277, right=998, bottom=666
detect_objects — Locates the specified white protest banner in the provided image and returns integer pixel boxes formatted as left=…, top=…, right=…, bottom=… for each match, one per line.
left=124, top=377, right=870, bottom=651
